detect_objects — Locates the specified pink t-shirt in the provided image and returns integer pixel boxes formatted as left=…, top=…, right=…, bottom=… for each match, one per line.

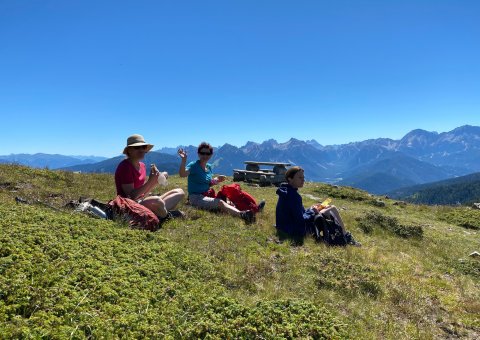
left=115, top=159, right=147, bottom=198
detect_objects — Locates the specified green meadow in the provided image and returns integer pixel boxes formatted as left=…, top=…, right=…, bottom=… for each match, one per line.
left=0, top=164, right=479, bottom=339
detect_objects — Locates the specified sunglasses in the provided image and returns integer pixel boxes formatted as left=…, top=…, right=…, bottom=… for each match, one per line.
left=132, top=145, right=148, bottom=150
left=198, top=151, right=212, bottom=156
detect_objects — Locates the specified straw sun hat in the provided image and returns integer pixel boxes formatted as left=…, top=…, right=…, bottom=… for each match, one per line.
left=123, top=134, right=154, bottom=155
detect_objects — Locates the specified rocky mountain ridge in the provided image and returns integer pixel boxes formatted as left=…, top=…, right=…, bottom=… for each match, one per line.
left=4, top=125, right=480, bottom=194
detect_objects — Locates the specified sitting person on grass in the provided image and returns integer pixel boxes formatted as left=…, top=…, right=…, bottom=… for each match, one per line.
left=275, top=166, right=360, bottom=246
left=115, top=134, right=185, bottom=221
left=178, top=142, right=260, bottom=224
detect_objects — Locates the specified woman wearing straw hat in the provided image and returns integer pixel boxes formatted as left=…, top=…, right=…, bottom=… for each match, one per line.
left=115, top=134, right=185, bottom=219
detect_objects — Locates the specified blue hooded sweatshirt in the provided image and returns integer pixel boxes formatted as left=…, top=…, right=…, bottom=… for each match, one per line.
left=275, top=183, right=316, bottom=237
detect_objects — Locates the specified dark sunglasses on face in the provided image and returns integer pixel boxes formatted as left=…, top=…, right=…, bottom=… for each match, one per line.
left=132, top=145, right=148, bottom=150
left=198, top=151, right=212, bottom=156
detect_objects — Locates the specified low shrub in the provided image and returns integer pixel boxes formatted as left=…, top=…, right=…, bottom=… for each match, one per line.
left=313, top=255, right=383, bottom=298
left=313, top=184, right=371, bottom=202
left=390, top=223, right=423, bottom=238
left=356, top=211, right=423, bottom=238
left=369, top=199, right=386, bottom=207
left=181, top=297, right=348, bottom=338
left=437, top=208, right=480, bottom=230
left=0, top=202, right=347, bottom=338
left=451, top=259, right=480, bottom=279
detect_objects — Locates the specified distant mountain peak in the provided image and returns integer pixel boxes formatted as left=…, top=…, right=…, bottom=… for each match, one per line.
left=243, top=141, right=259, bottom=148
left=306, top=139, right=322, bottom=149
left=283, top=138, right=309, bottom=148
left=260, top=139, right=278, bottom=147
left=450, top=125, right=480, bottom=135
left=402, top=129, right=438, bottom=138
left=217, top=143, right=239, bottom=153
left=287, top=137, right=301, bottom=143
left=399, top=129, right=439, bottom=149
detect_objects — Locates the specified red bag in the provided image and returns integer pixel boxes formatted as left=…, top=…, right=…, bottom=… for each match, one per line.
left=108, top=196, right=160, bottom=231
left=217, top=183, right=258, bottom=212
left=202, top=188, right=216, bottom=198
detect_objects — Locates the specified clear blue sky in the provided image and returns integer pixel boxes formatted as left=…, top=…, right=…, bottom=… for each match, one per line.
left=1, top=0, right=479, bottom=157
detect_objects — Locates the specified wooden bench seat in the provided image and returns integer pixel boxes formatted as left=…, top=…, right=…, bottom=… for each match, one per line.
left=233, top=169, right=276, bottom=175
left=244, top=161, right=291, bottom=166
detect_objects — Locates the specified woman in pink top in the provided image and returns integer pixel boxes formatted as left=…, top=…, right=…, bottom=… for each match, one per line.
left=115, top=134, right=185, bottom=218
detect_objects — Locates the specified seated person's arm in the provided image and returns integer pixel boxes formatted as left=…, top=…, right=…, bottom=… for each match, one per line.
left=179, top=166, right=190, bottom=178
left=178, top=148, right=190, bottom=177
left=121, top=176, right=157, bottom=200
left=291, top=198, right=316, bottom=229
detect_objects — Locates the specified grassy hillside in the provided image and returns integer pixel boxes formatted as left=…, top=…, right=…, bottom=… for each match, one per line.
left=0, top=164, right=479, bottom=338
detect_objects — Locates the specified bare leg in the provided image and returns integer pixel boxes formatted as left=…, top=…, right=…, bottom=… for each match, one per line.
left=141, top=196, right=168, bottom=218
left=159, top=188, right=185, bottom=210
left=218, top=200, right=242, bottom=217
left=320, top=205, right=346, bottom=234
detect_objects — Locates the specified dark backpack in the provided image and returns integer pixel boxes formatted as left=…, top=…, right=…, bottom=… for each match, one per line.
left=312, top=214, right=347, bottom=246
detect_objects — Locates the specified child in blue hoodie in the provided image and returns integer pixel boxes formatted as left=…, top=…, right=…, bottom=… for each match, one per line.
left=276, top=166, right=359, bottom=245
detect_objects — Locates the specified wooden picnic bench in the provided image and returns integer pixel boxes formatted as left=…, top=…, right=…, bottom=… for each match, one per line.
left=233, top=161, right=291, bottom=186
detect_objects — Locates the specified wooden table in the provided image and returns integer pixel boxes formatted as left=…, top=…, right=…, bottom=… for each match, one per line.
left=233, top=161, right=291, bottom=186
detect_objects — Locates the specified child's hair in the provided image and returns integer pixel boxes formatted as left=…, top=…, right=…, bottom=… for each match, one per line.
left=197, top=142, right=213, bottom=154
left=285, top=166, right=304, bottom=182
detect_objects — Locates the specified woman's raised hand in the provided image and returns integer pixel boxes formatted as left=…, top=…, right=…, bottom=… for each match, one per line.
left=148, top=164, right=160, bottom=190
left=149, top=164, right=160, bottom=182
left=177, top=148, right=187, bottom=160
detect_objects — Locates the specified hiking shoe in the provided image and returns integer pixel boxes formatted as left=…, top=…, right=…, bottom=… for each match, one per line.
left=159, top=212, right=172, bottom=224
left=345, top=232, right=362, bottom=247
left=15, top=197, right=29, bottom=205
left=257, top=200, right=266, bottom=212
left=240, top=210, right=255, bottom=224
left=168, top=210, right=186, bottom=219
left=349, top=239, right=362, bottom=247
left=160, top=210, right=185, bottom=224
